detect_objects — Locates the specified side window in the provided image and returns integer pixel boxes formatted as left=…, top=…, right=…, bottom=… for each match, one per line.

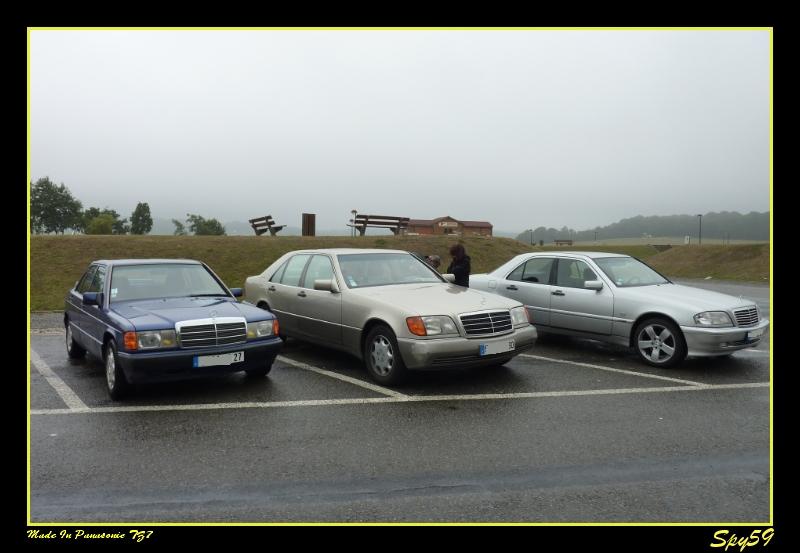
left=507, top=258, right=554, bottom=284
left=76, top=266, right=98, bottom=293
left=87, top=265, right=107, bottom=294
left=521, top=258, right=555, bottom=283
left=269, top=260, right=288, bottom=283
left=279, top=255, right=311, bottom=287
left=556, top=259, right=597, bottom=289
left=301, top=255, right=334, bottom=289
left=506, top=262, right=525, bottom=282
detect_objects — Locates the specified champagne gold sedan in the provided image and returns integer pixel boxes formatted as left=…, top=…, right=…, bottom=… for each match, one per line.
left=244, top=249, right=537, bottom=385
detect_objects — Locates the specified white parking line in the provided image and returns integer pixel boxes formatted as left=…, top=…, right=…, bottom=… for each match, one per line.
left=29, top=349, right=90, bottom=412
left=29, top=381, right=769, bottom=416
left=276, top=355, right=408, bottom=399
left=519, top=354, right=709, bottom=387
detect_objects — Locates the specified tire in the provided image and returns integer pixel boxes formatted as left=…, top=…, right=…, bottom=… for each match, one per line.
left=633, top=317, right=687, bottom=368
left=245, top=363, right=272, bottom=378
left=104, top=340, right=131, bottom=400
left=364, top=325, right=408, bottom=385
left=65, top=321, right=86, bottom=359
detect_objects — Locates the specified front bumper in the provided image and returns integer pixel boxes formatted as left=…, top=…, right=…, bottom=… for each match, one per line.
left=116, top=337, right=282, bottom=383
left=397, top=325, right=537, bottom=370
left=680, top=318, right=769, bottom=357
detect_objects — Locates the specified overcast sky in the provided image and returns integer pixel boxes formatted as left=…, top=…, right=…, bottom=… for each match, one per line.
left=30, top=29, right=770, bottom=232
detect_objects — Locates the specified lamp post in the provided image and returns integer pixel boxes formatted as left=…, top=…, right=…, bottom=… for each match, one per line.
left=697, top=214, right=703, bottom=245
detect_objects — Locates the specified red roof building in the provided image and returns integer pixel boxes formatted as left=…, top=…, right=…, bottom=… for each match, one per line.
left=406, top=216, right=493, bottom=237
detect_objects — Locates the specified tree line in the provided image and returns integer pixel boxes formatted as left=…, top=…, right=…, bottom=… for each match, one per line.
left=29, top=177, right=226, bottom=236
left=515, top=211, right=770, bottom=244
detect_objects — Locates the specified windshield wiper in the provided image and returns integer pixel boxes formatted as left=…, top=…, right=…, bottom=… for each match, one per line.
left=188, top=293, right=229, bottom=297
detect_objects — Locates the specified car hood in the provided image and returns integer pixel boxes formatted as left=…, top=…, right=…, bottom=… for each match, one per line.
left=111, top=297, right=259, bottom=330
left=350, top=283, right=521, bottom=315
left=617, top=283, right=755, bottom=312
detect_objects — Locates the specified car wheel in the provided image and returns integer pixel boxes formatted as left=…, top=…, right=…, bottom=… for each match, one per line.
left=245, top=363, right=272, bottom=378
left=364, top=325, right=408, bottom=385
left=65, top=321, right=86, bottom=359
left=634, top=317, right=687, bottom=368
left=104, top=340, right=130, bottom=400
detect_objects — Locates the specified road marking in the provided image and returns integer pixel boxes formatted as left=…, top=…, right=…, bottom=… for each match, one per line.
left=519, top=354, right=709, bottom=387
left=276, top=355, right=408, bottom=399
left=30, top=382, right=769, bottom=416
left=30, top=349, right=90, bottom=412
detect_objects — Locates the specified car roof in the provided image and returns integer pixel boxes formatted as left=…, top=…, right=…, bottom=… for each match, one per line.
left=282, top=249, right=412, bottom=255
left=92, top=259, right=203, bottom=266
left=522, top=251, right=630, bottom=259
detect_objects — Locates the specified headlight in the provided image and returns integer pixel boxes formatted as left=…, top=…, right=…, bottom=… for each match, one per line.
left=247, top=320, right=275, bottom=338
left=406, top=316, right=458, bottom=336
left=136, top=330, right=177, bottom=349
left=693, top=311, right=733, bottom=327
left=510, top=306, right=530, bottom=325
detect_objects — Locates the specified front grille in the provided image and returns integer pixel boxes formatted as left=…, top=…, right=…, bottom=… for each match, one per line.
left=459, top=311, right=513, bottom=336
left=179, top=320, right=246, bottom=348
left=733, top=307, right=759, bottom=327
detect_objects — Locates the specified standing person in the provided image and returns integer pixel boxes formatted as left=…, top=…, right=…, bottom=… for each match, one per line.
left=447, top=244, right=471, bottom=287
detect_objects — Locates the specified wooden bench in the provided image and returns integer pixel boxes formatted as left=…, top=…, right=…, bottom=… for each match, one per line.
left=554, top=239, right=573, bottom=246
left=348, top=214, right=410, bottom=236
left=249, top=215, right=286, bottom=236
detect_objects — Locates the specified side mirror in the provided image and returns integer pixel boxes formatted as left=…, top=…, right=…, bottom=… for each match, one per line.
left=314, top=279, right=340, bottom=293
left=442, top=273, right=456, bottom=284
left=229, top=287, right=243, bottom=298
left=82, top=292, right=102, bottom=306
left=584, top=280, right=604, bottom=291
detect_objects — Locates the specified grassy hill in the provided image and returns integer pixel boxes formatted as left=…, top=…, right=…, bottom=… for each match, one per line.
left=28, top=235, right=770, bottom=311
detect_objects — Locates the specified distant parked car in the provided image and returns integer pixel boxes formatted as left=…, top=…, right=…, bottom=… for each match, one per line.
left=470, top=252, right=768, bottom=367
left=64, top=259, right=282, bottom=399
left=244, top=249, right=537, bottom=384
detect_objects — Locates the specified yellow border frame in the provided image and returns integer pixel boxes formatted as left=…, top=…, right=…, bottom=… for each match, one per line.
left=26, top=26, right=774, bottom=528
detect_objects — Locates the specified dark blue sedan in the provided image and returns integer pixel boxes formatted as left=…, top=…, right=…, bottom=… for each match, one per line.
left=64, top=259, right=282, bottom=399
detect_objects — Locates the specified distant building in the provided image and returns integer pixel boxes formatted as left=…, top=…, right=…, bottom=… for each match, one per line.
left=406, top=216, right=493, bottom=237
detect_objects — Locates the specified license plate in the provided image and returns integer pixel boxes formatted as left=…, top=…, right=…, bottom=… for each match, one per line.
left=193, top=351, right=245, bottom=368
left=480, top=339, right=515, bottom=356
left=747, top=328, right=765, bottom=340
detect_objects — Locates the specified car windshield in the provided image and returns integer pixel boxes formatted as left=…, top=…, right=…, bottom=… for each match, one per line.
left=109, top=263, right=229, bottom=302
left=337, top=253, right=443, bottom=289
left=594, top=257, right=670, bottom=288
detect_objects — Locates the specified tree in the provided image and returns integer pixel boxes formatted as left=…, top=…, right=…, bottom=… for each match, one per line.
left=85, top=214, right=115, bottom=235
left=130, top=202, right=153, bottom=235
left=82, top=207, right=129, bottom=235
left=30, top=177, right=83, bottom=234
left=172, top=219, right=187, bottom=236
left=186, top=213, right=226, bottom=235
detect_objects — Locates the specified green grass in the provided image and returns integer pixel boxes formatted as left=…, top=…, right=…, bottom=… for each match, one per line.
left=28, top=235, right=770, bottom=311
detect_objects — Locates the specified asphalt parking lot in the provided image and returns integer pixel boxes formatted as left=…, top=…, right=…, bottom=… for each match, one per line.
left=28, top=280, right=770, bottom=523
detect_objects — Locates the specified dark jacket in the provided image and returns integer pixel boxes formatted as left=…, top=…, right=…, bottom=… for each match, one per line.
left=447, top=255, right=471, bottom=287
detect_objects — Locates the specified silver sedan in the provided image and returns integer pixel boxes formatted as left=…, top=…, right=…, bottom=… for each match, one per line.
left=470, top=252, right=769, bottom=368
left=244, top=249, right=537, bottom=384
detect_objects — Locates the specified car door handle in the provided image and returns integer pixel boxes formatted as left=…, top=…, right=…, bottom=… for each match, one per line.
left=297, top=291, right=307, bottom=297
left=506, top=285, right=518, bottom=291
left=552, top=290, right=565, bottom=296
left=268, top=286, right=276, bottom=292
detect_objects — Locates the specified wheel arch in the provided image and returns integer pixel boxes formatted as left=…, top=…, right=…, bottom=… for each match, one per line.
left=360, top=317, right=395, bottom=355
left=629, top=312, right=684, bottom=348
